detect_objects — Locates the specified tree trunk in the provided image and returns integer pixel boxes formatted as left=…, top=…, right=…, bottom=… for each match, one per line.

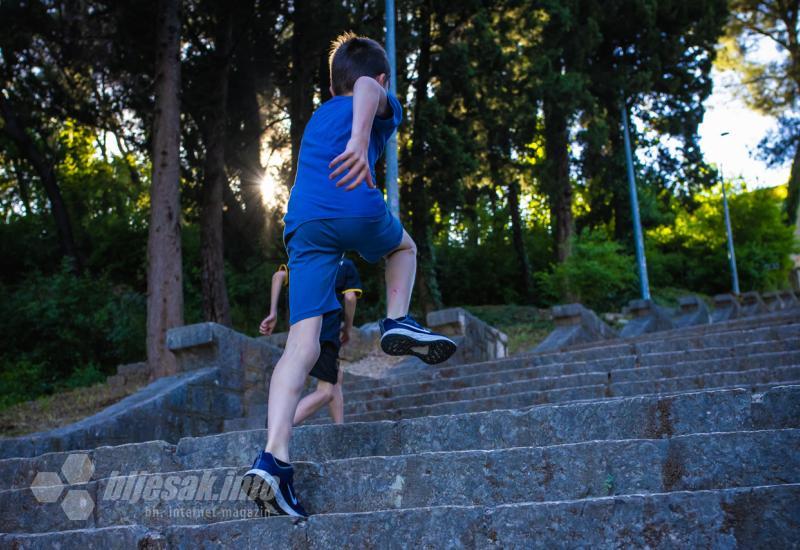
left=463, top=186, right=479, bottom=248
left=489, top=127, right=532, bottom=300
left=543, top=97, right=573, bottom=263
left=507, top=179, right=533, bottom=300
left=227, top=50, right=267, bottom=247
left=12, top=158, right=32, bottom=215
left=785, top=137, right=800, bottom=235
left=406, top=0, right=442, bottom=314
left=317, top=38, right=332, bottom=103
left=199, top=9, right=233, bottom=326
left=147, top=0, right=184, bottom=379
left=288, top=0, right=318, bottom=184
left=0, top=95, right=82, bottom=270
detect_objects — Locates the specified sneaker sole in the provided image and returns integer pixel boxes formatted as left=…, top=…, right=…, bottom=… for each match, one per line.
left=241, top=469, right=305, bottom=518
left=380, top=329, right=457, bottom=364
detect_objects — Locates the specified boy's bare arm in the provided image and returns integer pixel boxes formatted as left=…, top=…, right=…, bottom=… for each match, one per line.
left=269, top=270, right=287, bottom=315
left=340, top=290, right=358, bottom=344
left=259, top=270, right=287, bottom=335
left=329, top=76, right=390, bottom=191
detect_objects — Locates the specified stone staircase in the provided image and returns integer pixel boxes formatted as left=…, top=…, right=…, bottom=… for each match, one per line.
left=1, top=310, right=799, bottom=547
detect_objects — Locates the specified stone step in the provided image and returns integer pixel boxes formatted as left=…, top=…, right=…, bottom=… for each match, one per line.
left=626, top=315, right=800, bottom=351
left=594, top=309, right=800, bottom=345
left=3, top=483, right=797, bottom=548
left=342, top=347, right=800, bottom=408
left=345, top=323, right=800, bottom=393
left=346, top=338, right=800, bottom=400
left=335, top=367, right=800, bottom=424
left=2, top=428, right=797, bottom=533
left=6, top=385, right=796, bottom=493
left=230, top=328, right=800, bottom=430
left=181, top=384, right=799, bottom=471
left=5, top=480, right=800, bottom=548
left=341, top=358, right=800, bottom=417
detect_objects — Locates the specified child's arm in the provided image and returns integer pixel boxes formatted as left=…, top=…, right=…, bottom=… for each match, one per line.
left=328, top=76, right=390, bottom=191
left=340, top=290, right=358, bottom=344
left=259, top=269, right=288, bottom=335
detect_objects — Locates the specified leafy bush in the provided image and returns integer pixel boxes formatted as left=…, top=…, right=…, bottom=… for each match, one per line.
left=0, top=358, right=47, bottom=410
left=0, top=262, right=146, bottom=408
left=436, top=225, right=553, bottom=307
left=647, top=184, right=797, bottom=295
left=536, top=231, right=638, bottom=312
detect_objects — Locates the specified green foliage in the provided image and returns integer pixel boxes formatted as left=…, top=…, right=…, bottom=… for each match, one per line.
left=719, top=0, right=800, bottom=225
left=436, top=223, right=552, bottom=306
left=648, top=184, right=797, bottom=295
left=536, top=231, right=638, bottom=312
left=465, top=305, right=554, bottom=353
left=0, top=261, right=145, bottom=408
left=0, top=358, right=47, bottom=410
left=62, top=364, right=107, bottom=390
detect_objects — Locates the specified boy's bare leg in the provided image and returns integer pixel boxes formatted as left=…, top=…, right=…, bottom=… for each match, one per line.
left=328, top=368, right=345, bottom=424
left=385, top=229, right=417, bottom=319
left=264, top=315, right=322, bottom=463
left=293, top=380, right=335, bottom=425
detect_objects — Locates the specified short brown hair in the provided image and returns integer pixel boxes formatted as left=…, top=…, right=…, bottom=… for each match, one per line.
left=328, top=32, right=390, bottom=96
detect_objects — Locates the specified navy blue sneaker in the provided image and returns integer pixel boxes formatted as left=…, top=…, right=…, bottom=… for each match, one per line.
left=379, top=315, right=457, bottom=364
left=241, top=450, right=308, bottom=518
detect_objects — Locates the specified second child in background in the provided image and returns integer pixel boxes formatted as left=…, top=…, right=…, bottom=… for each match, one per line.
left=259, top=257, right=363, bottom=424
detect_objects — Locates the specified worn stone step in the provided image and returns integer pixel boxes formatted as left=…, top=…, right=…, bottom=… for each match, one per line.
left=6, top=385, right=797, bottom=493
left=629, top=318, right=800, bottom=353
left=612, top=309, right=800, bottom=342
left=96, top=482, right=800, bottom=548
left=605, top=310, right=800, bottom=344
left=345, top=323, right=800, bottom=393
left=342, top=348, right=800, bottom=410
left=3, top=483, right=798, bottom=548
left=2, top=429, right=797, bottom=533
left=336, top=366, right=800, bottom=423
left=210, top=328, right=800, bottom=431
left=339, top=358, right=800, bottom=418
left=179, top=384, right=800, bottom=472
left=235, top=347, right=800, bottom=431
left=345, top=340, right=800, bottom=403
left=223, top=414, right=264, bottom=433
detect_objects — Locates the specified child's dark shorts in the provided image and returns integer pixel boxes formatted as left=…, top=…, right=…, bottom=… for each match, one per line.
left=308, top=340, right=340, bottom=384
left=284, top=207, right=403, bottom=326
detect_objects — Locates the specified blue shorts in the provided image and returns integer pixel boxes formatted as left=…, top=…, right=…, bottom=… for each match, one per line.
left=285, top=208, right=403, bottom=325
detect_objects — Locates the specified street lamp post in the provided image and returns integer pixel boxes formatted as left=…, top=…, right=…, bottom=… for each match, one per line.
left=621, top=98, right=651, bottom=301
left=719, top=132, right=740, bottom=295
left=384, top=0, right=400, bottom=218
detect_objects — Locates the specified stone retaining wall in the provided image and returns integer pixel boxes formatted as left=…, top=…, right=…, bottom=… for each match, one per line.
left=0, top=324, right=282, bottom=460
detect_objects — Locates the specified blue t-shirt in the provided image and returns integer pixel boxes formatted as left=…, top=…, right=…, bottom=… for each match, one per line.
left=283, top=92, right=403, bottom=237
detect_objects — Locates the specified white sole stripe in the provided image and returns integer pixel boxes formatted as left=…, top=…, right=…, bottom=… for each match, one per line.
left=381, top=328, right=455, bottom=344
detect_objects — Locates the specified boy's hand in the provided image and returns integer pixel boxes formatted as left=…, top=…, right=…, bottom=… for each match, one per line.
left=340, top=325, right=351, bottom=345
left=259, top=313, right=277, bottom=336
left=329, top=135, right=375, bottom=191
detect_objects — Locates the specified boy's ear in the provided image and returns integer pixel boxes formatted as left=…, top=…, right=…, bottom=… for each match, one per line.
left=376, top=73, right=388, bottom=89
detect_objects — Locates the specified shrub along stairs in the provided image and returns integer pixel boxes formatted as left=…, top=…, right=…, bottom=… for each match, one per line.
left=1, top=308, right=799, bottom=547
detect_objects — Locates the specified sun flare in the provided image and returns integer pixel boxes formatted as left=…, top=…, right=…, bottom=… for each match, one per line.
left=259, top=149, right=290, bottom=212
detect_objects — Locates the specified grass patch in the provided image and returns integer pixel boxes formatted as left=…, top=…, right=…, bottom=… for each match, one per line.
left=465, top=305, right=554, bottom=354
left=0, top=373, right=147, bottom=437
left=650, top=287, right=713, bottom=310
